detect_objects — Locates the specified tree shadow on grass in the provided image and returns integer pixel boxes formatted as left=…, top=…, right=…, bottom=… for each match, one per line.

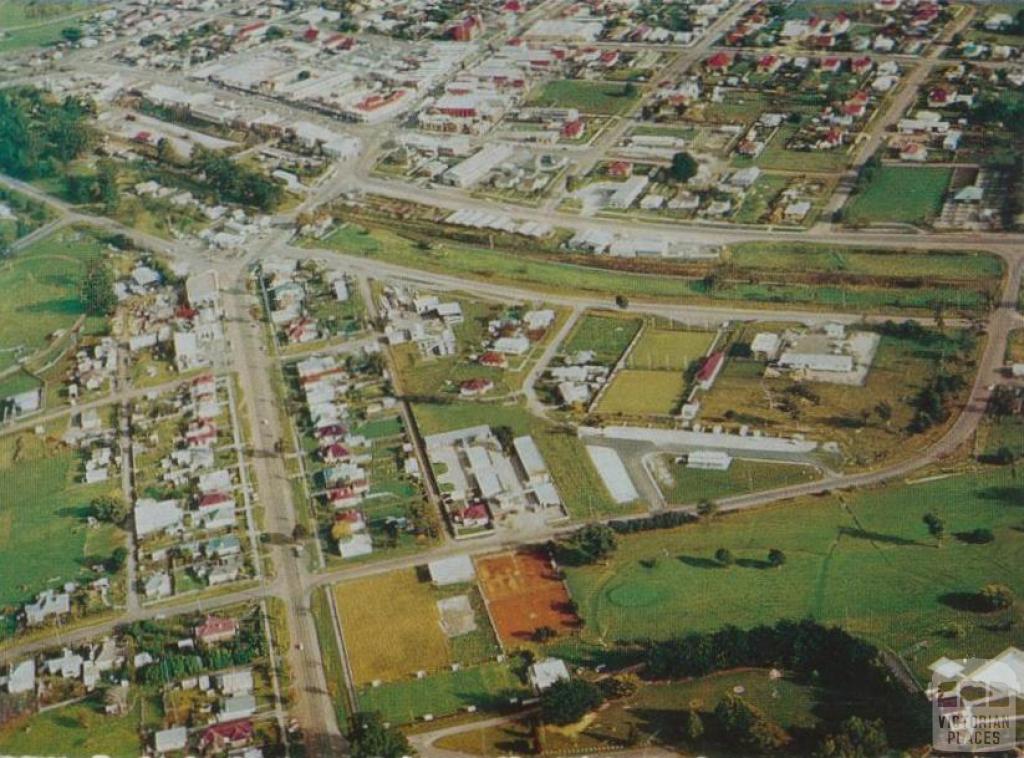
left=55, top=505, right=92, bottom=521
left=837, top=527, right=921, bottom=547
left=736, top=558, right=772, bottom=570
left=953, top=531, right=995, bottom=545
left=976, top=486, right=1024, bottom=506
left=452, top=688, right=525, bottom=713
left=937, top=592, right=989, bottom=613
left=678, top=555, right=726, bottom=570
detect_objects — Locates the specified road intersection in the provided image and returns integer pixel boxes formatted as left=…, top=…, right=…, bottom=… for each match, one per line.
left=1, top=152, right=1023, bottom=754
left=2, top=3, right=1024, bottom=748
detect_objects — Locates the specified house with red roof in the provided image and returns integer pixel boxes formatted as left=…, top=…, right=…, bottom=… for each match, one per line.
left=315, top=423, right=347, bottom=443
left=191, top=374, right=216, bottom=399
left=449, top=15, right=483, bottom=41
left=478, top=351, right=507, bottom=369
left=757, top=54, right=783, bottom=74
left=286, top=317, right=318, bottom=344
left=321, top=443, right=351, bottom=463
left=696, top=351, right=725, bottom=391
left=608, top=160, right=633, bottom=178
left=851, top=56, right=873, bottom=75
left=453, top=502, right=490, bottom=529
left=199, top=492, right=233, bottom=509
left=705, top=52, right=732, bottom=71
left=186, top=421, right=217, bottom=448
left=327, top=484, right=364, bottom=509
left=194, top=615, right=239, bottom=645
left=561, top=119, right=585, bottom=139
left=459, top=378, right=494, bottom=397
left=199, top=720, right=253, bottom=753
left=928, top=87, right=950, bottom=107
left=820, top=56, right=842, bottom=73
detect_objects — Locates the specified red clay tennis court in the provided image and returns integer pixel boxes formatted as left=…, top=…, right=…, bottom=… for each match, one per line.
left=476, top=548, right=579, bottom=645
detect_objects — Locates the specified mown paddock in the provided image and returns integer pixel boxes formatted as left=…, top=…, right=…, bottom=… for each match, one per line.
left=0, top=226, right=107, bottom=373
left=476, top=549, right=579, bottom=645
left=357, top=661, right=529, bottom=725
left=626, top=328, right=716, bottom=371
left=561, top=313, right=642, bottom=365
left=596, top=369, right=686, bottom=416
left=334, top=569, right=452, bottom=685
left=0, top=429, right=123, bottom=613
left=527, top=80, right=641, bottom=115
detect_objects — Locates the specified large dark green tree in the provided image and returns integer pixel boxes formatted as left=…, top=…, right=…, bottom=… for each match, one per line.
left=347, top=712, right=413, bottom=758
left=540, top=679, right=605, bottom=726
left=669, top=151, right=698, bottom=182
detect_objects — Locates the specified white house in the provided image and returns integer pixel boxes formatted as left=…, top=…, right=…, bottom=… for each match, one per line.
left=751, top=332, right=781, bottom=360
left=154, top=726, right=188, bottom=754
left=529, top=657, right=570, bottom=692
left=427, top=555, right=477, bottom=586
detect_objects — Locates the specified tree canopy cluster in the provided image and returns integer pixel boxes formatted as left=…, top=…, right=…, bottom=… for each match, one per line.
left=641, top=619, right=926, bottom=748
left=192, top=147, right=284, bottom=211
left=555, top=523, right=617, bottom=565
left=540, top=679, right=605, bottom=725
left=0, top=88, right=95, bottom=179
left=346, top=712, right=412, bottom=758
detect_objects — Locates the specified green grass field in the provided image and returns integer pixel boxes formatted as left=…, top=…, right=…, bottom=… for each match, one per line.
left=845, top=166, right=952, bottom=226
left=562, top=314, right=642, bottom=365
left=978, top=416, right=1024, bottom=460
left=312, top=221, right=992, bottom=315
left=0, top=369, right=42, bottom=401
left=527, top=80, right=640, bottom=115
left=0, top=430, right=123, bottom=610
left=0, top=694, right=142, bottom=757
left=565, top=467, right=1024, bottom=679
left=0, top=226, right=106, bottom=373
left=727, top=242, right=1003, bottom=280
left=658, top=458, right=820, bottom=504
left=597, top=370, right=685, bottom=416
left=357, top=661, right=528, bottom=724
left=1006, top=329, right=1024, bottom=364
left=626, top=328, right=715, bottom=371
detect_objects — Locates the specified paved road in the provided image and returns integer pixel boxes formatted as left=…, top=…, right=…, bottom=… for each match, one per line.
left=2, top=12, right=1024, bottom=750
left=221, top=270, right=348, bottom=754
